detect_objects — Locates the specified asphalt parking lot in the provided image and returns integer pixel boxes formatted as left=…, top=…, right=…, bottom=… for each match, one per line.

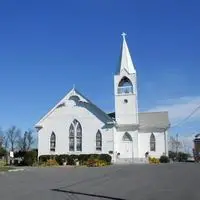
left=0, top=163, right=199, bottom=200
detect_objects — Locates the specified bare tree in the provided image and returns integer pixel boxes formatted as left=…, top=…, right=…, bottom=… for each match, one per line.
left=18, top=132, right=27, bottom=151
left=0, top=128, right=9, bottom=150
left=18, top=130, right=34, bottom=151
left=3, top=136, right=9, bottom=151
left=0, top=128, right=3, bottom=147
left=169, top=135, right=182, bottom=153
left=27, top=130, right=34, bottom=150
left=6, top=126, right=21, bottom=151
left=0, top=128, right=9, bottom=164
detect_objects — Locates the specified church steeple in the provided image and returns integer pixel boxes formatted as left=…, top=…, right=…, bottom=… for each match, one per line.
left=118, top=32, right=136, bottom=74
left=114, top=33, right=138, bottom=125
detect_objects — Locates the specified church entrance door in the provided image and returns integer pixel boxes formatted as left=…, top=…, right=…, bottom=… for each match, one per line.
left=121, top=142, right=133, bottom=158
left=120, top=132, right=133, bottom=159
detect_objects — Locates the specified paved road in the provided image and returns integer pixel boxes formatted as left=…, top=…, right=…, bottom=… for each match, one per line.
left=0, top=163, right=199, bottom=200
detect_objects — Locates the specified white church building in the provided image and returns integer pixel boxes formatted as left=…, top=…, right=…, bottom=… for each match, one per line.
left=35, top=33, right=170, bottom=163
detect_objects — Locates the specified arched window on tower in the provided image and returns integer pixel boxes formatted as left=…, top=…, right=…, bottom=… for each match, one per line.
left=69, top=124, right=75, bottom=151
left=96, top=130, right=102, bottom=151
left=50, top=132, right=56, bottom=151
left=150, top=133, right=156, bottom=151
left=122, top=132, right=132, bottom=141
left=118, top=76, right=133, bottom=94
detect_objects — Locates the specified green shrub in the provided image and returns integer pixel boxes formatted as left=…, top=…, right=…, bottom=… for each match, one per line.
left=0, top=147, right=7, bottom=158
left=159, top=155, right=170, bottom=163
left=86, top=159, right=109, bottom=167
left=46, top=159, right=59, bottom=166
left=78, top=154, right=90, bottom=164
left=99, top=154, right=112, bottom=164
left=39, top=153, right=112, bottom=166
left=87, top=159, right=96, bottom=167
left=149, top=157, right=160, bottom=164
left=177, top=152, right=189, bottom=162
left=23, top=150, right=38, bottom=166
left=168, top=151, right=189, bottom=162
left=168, top=151, right=176, bottom=161
left=14, top=150, right=26, bottom=158
left=55, top=154, right=68, bottom=165
left=0, top=160, right=6, bottom=167
left=89, top=154, right=100, bottom=159
left=67, top=155, right=78, bottom=165
left=39, top=155, right=51, bottom=163
left=54, top=155, right=62, bottom=165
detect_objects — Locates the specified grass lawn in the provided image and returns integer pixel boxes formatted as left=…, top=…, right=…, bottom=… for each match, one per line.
left=0, top=166, right=14, bottom=171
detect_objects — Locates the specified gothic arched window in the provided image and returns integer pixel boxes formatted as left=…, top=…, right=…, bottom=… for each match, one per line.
left=150, top=133, right=156, bottom=151
left=96, top=130, right=102, bottom=151
left=118, top=76, right=133, bottom=94
left=69, top=124, right=75, bottom=151
left=122, top=132, right=132, bottom=141
left=76, top=123, right=82, bottom=151
left=50, top=132, right=56, bottom=151
left=69, top=119, right=82, bottom=152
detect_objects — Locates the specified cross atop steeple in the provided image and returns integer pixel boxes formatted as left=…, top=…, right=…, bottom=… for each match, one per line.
left=121, top=32, right=127, bottom=40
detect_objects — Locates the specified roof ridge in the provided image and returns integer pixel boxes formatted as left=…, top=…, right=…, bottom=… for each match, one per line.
left=35, top=87, right=113, bottom=127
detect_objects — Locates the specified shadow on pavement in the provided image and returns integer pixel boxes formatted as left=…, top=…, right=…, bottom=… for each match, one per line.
left=51, top=188, right=126, bottom=200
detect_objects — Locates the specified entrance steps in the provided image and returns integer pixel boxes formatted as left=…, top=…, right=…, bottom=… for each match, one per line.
left=115, top=158, right=148, bottom=164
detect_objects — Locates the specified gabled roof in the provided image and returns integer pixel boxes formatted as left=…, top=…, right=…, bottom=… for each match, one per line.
left=35, top=88, right=113, bottom=127
left=117, top=32, right=136, bottom=74
left=138, top=111, right=170, bottom=131
left=108, top=111, right=170, bottom=131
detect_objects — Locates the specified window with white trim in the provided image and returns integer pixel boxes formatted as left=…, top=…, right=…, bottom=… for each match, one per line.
left=96, top=130, right=102, bottom=151
left=150, top=133, right=156, bottom=151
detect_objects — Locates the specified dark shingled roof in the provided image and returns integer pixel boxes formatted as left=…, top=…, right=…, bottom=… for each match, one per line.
left=107, top=111, right=170, bottom=131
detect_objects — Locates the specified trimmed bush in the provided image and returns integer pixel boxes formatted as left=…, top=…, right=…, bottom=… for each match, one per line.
left=0, top=160, right=6, bottom=167
left=19, top=150, right=38, bottom=166
left=55, top=154, right=68, bottom=165
left=46, top=159, right=59, bottom=166
left=0, top=147, right=7, bottom=158
left=177, top=152, right=189, bottom=162
left=149, top=157, right=160, bottom=164
left=99, top=154, right=112, bottom=164
left=87, top=159, right=97, bottom=167
left=68, top=154, right=78, bottom=165
left=86, top=159, right=108, bottom=167
left=39, top=155, right=51, bottom=163
left=14, top=150, right=26, bottom=158
left=159, top=155, right=170, bottom=163
left=168, top=151, right=176, bottom=161
left=78, top=154, right=90, bottom=165
left=89, top=154, right=100, bottom=159
left=39, top=153, right=112, bottom=166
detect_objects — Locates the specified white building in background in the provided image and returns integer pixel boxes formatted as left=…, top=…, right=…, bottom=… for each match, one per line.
left=35, top=33, right=170, bottom=163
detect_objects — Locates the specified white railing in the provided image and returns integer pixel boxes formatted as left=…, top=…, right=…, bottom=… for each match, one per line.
left=117, top=86, right=133, bottom=94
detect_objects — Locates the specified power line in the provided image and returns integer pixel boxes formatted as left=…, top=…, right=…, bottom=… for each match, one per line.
left=170, top=104, right=200, bottom=129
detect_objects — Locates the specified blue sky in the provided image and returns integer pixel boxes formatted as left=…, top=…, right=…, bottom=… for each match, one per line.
left=0, top=0, right=200, bottom=147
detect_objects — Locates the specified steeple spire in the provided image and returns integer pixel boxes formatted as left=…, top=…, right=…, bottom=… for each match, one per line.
left=118, top=32, right=136, bottom=74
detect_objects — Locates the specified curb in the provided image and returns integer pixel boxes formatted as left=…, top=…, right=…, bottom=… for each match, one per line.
left=8, top=168, right=25, bottom=172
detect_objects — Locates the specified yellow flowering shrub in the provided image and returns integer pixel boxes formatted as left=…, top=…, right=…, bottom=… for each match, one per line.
left=45, top=159, right=59, bottom=166
left=87, top=159, right=108, bottom=167
left=149, top=157, right=160, bottom=164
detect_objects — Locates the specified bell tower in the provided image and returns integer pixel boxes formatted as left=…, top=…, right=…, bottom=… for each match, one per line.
left=114, top=33, right=138, bottom=126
